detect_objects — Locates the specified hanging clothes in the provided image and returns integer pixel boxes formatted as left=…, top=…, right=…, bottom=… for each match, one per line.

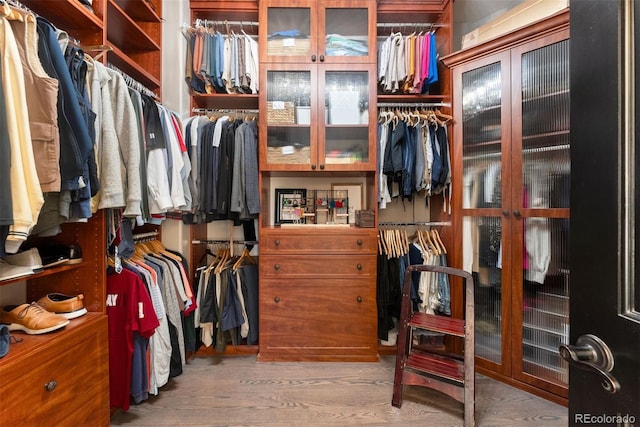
left=182, top=22, right=259, bottom=95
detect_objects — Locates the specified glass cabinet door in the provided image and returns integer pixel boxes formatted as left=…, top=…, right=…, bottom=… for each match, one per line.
left=514, top=38, right=570, bottom=388
left=320, top=67, right=373, bottom=170
left=263, top=67, right=317, bottom=170
left=260, top=0, right=375, bottom=64
left=320, top=0, right=375, bottom=63
left=458, top=53, right=511, bottom=374
left=261, top=1, right=315, bottom=62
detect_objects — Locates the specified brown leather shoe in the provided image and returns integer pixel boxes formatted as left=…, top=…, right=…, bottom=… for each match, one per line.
left=0, top=303, right=69, bottom=334
left=37, top=293, right=87, bottom=319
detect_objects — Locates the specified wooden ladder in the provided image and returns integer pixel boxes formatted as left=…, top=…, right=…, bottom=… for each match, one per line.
left=392, top=264, right=475, bottom=427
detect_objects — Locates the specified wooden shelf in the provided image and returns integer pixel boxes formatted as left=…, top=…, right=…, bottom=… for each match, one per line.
left=107, top=0, right=161, bottom=52
left=0, top=262, right=86, bottom=287
left=192, top=93, right=259, bottom=110
left=113, top=0, right=161, bottom=22
left=0, top=313, right=104, bottom=365
left=106, top=44, right=161, bottom=91
left=22, top=0, right=103, bottom=29
left=21, top=0, right=104, bottom=45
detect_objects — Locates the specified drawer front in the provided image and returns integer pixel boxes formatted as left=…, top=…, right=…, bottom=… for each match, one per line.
left=260, top=255, right=375, bottom=278
left=0, top=316, right=109, bottom=426
left=259, top=279, right=377, bottom=350
left=262, top=230, right=377, bottom=254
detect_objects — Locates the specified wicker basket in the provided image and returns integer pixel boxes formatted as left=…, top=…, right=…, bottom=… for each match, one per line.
left=267, top=38, right=311, bottom=56
left=267, top=146, right=310, bottom=164
left=267, top=101, right=295, bottom=124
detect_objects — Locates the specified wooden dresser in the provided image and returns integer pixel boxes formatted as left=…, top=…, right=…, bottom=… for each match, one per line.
left=258, top=227, right=379, bottom=361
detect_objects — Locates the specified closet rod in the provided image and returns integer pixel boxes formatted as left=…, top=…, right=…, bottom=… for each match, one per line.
left=6, top=0, right=33, bottom=14
left=193, top=19, right=258, bottom=28
left=133, top=231, right=160, bottom=241
left=192, top=239, right=259, bottom=245
left=377, top=102, right=451, bottom=108
left=107, top=63, right=159, bottom=100
left=378, top=221, right=451, bottom=227
left=192, top=108, right=259, bottom=114
left=377, top=22, right=447, bottom=28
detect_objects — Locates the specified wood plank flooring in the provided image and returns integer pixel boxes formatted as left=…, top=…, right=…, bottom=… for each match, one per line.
left=110, top=355, right=567, bottom=426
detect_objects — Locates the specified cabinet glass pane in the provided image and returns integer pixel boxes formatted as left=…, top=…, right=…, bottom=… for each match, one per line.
left=325, top=8, right=369, bottom=57
left=461, top=62, right=502, bottom=208
left=267, top=7, right=311, bottom=57
left=325, top=71, right=370, bottom=164
left=463, top=215, right=502, bottom=364
left=267, top=71, right=311, bottom=164
left=521, top=40, right=570, bottom=209
left=522, top=218, right=570, bottom=385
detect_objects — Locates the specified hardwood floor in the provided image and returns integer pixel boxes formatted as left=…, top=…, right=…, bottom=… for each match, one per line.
left=110, top=355, right=567, bottom=426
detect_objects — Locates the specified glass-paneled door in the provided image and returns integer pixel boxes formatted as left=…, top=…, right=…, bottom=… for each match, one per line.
left=511, top=36, right=571, bottom=394
left=457, top=51, right=513, bottom=376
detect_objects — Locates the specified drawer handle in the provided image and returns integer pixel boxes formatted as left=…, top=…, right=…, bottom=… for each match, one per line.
left=274, top=296, right=281, bottom=303
left=357, top=239, right=363, bottom=246
left=356, top=264, right=362, bottom=270
left=357, top=296, right=363, bottom=303
left=275, top=240, right=280, bottom=246
left=274, top=264, right=280, bottom=271
left=44, top=380, right=57, bottom=392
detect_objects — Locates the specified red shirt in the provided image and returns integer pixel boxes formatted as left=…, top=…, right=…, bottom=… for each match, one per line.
left=107, top=268, right=159, bottom=411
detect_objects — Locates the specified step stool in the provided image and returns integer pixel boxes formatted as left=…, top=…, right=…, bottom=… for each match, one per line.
left=392, top=264, right=475, bottom=427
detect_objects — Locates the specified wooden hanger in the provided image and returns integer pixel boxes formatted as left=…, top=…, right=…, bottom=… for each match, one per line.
left=232, top=247, right=256, bottom=271
left=84, top=44, right=113, bottom=61
left=432, top=229, right=447, bottom=254
left=435, top=108, right=453, bottom=124
left=423, top=229, right=438, bottom=255
left=2, top=2, right=23, bottom=21
left=214, top=248, right=230, bottom=274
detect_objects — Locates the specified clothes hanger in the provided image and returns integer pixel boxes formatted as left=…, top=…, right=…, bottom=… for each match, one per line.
left=232, top=247, right=256, bottom=271
left=2, top=2, right=23, bottom=21
left=8, top=3, right=34, bottom=22
left=429, top=230, right=442, bottom=255
left=84, top=44, right=113, bottom=61
left=433, top=229, right=447, bottom=254
left=423, top=228, right=438, bottom=255
left=435, top=108, right=453, bottom=124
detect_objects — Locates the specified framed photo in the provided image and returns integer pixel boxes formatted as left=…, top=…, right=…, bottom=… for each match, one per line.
left=331, top=183, right=363, bottom=224
left=275, top=188, right=307, bottom=224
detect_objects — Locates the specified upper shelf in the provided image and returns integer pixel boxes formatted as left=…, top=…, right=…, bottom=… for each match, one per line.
left=112, top=0, right=161, bottom=22
left=192, top=94, right=259, bottom=110
left=106, top=44, right=161, bottom=91
left=21, top=0, right=104, bottom=44
left=107, top=0, right=161, bottom=52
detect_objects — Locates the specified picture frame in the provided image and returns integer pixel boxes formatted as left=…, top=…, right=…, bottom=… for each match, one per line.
left=331, top=183, right=363, bottom=224
left=275, top=188, right=307, bottom=224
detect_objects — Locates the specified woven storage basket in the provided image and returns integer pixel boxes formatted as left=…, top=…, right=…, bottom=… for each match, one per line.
left=267, top=38, right=311, bottom=56
left=267, top=101, right=295, bottom=124
left=267, top=146, right=310, bottom=164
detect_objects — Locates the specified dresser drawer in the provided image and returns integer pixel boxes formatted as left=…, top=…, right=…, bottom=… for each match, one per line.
left=259, top=278, right=377, bottom=357
left=0, top=315, right=109, bottom=426
left=262, top=229, right=377, bottom=254
left=260, top=254, right=376, bottom=278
